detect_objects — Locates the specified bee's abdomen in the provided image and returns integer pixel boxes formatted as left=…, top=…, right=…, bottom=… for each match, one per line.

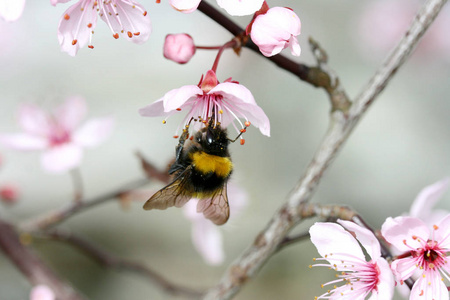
left=190, top=151, right=232, bottom=178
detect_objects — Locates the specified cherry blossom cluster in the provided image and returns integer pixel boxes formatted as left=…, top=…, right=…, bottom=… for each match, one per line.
left=309, top=178, right=450, bottom=300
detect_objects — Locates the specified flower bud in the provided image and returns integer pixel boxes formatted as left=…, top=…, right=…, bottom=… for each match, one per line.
left=163, top=34, right=196, bottom=64
left=0, top=184, right=19, bottom=204
left=250, top=7, right=301, bottom=57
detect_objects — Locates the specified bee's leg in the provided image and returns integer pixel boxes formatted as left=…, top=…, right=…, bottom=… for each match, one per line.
left=169, top=120, right=193, bottom=174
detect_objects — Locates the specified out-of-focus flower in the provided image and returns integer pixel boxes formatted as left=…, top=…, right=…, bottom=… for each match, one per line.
left=0, top=96, right=114, bottom=173
left=382, top=215, right=450, bottom=300
left=409, top=178, right=450, bottom=225
left=310, top=220, right=394, bottom=300
left=30, top=285, right=55, bottom=300
left=355, top=0, right=450, bottom=63
left=183, top=183, right=247, bottom=265
left=164, top=33, right=196, bottom=64
left=169, top=0, right=263, bottom=16
left=0, top=184, right=19, bottom=204
left=249, top=7, right=301, bottom=57
left=139, top=69, right=270, bottom=138
left=0, top=0, right=25, bottom=22
left=52, top=0, right=151, bottom=56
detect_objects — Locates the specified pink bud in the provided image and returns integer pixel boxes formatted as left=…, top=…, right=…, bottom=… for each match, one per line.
left=163, top=34, right=196, bottom=64
left=250, top=7, right=301, bottom=57
left=0, top=184, right=19, bottom=204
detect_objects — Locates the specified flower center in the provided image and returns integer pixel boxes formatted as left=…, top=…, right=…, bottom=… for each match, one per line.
left=415, top=240, right=446, bottom=271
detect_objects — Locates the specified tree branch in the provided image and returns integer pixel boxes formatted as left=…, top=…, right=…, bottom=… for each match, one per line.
left=37, top=230, right=204, bottom=299
left=201, top=0, right=448, bottom=299
left=0, top=219, right=86, bottom=300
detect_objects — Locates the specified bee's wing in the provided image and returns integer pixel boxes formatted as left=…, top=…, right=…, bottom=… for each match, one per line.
left=143, top=166, right=193, bottom=210
left=196, top=183, right=230, bottom=225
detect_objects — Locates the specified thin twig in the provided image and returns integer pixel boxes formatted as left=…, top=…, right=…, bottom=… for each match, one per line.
left=201, top=0, right=448, bottom=299
left=35, top=230, right=204, bottom=299
left=277, top=231, right=310, bottom=251
left=0, top=219, right=86, bottom=300
left=70, top=168, right=84, bottom=204
left=20, top=177, right=150, bottom=232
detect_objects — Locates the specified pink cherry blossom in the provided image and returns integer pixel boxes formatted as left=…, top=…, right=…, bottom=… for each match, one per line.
left=52, top=0, right=151, bottom=56
left=164, top=33, right=196, bottom=64
left=0, top=96, right=114, bottom=173
left=409, top=178, right=450, bottom=225
left=0, top=183, right=19, bottom=204
left=182, top=183, right=247, bottom=265
left=310, top=220, right=394, bottom=300
left=382, top=215, right=450, bottom=300
left=139, top=69, right=270, bottom=138
left=250, top=7, right=301, bottom=57
left=0, top=0, right=25, bottom=21
left=30, top=285, right=55, bottom=300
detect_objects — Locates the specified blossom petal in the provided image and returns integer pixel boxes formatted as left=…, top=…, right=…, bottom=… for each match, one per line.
left=0, top=133, right=47, bottom=150
left=163, top=85, right=202, bottom=112
left=72, top=117, right=114, bottom=148
left=338, top=219, right=381, bottom=260
left=183, top=200, right=224, bottom=265
left=169, top=0, right=201, bottom=13
left=0, top=0, right=25, bottom=22
left=18, top=103, right=52, bottom=137
left=54, top=96, right=87, bottom=132
left=381, top=216, right=430, bottom=252
left=100, top=1, right=151, bottom=44
left=139, top=98, right=166, bottom=117
left=435, top=214, right=450, bottom=249
left=309, top=222, right=365, bottom=263
left=57, top=2, right=98, bottom=56
left=369, top=258, right=394, bottom=300
left=210, top=82, right=257, bottom=105
left=216, top=0, right=264, bottom=16
left=410, top=178, right=450, bottom=220
left=41, top=144, right=83, bottom=173
left=30, top=285, right=55, bottom=300
left=410, top=272, right=449, bottom=300
left=390, top=257, right=417, bottom=282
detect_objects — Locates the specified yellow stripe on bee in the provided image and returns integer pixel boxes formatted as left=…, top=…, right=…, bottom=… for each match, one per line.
left=191, top=152, right=232, bottom=178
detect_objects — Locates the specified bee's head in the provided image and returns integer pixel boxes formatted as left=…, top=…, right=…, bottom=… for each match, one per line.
left=197, top=126, right=229, bottom=156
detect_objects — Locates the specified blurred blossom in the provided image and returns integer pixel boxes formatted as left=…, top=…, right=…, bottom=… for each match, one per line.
left=139, top=69, right=270, bottom=138
left=409, top=178, right=450, bottom=225
left=249, top=7, right=301, bottom=57
left=0, top=96, right=114, bottom=173
left=355, top=0, right=450, bottom=63
left=310, top=220, right=394, bottom=300
left=52, top=0, right=152, bottom=56
left=29, top=285, right=55, bottom=300
left=0, top=184, right=19, bottom=204
left=170, top=0, right=263, bottom=16
left=163, top=33, right=196, bottom=64
left=382, top=215, right=450, bottom=300
left=0, top=0, right=25, bottom=22
left=182, top=183, right=247, bottom=265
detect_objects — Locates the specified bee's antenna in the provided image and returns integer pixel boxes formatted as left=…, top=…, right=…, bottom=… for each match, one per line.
left=228, top=121, right=251, bottom=145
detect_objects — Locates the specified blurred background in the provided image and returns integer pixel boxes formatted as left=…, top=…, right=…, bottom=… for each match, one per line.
left=0, top=0, right=449, bottom=299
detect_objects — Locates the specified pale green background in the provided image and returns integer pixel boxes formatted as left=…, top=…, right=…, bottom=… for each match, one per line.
left=0, top=1, right=449, bottom=299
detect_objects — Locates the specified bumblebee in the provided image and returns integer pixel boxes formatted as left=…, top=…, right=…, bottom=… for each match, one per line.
left=143, top=120, right=246, bottom=225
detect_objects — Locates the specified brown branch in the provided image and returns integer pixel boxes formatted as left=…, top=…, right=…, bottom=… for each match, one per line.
left=20, top=177, right=150, bottom=232
left=37, top=230, right=204, bottom=299
left=202, top=0, right=448, bottom=299
left=0, top=219, right=86, bottom=300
